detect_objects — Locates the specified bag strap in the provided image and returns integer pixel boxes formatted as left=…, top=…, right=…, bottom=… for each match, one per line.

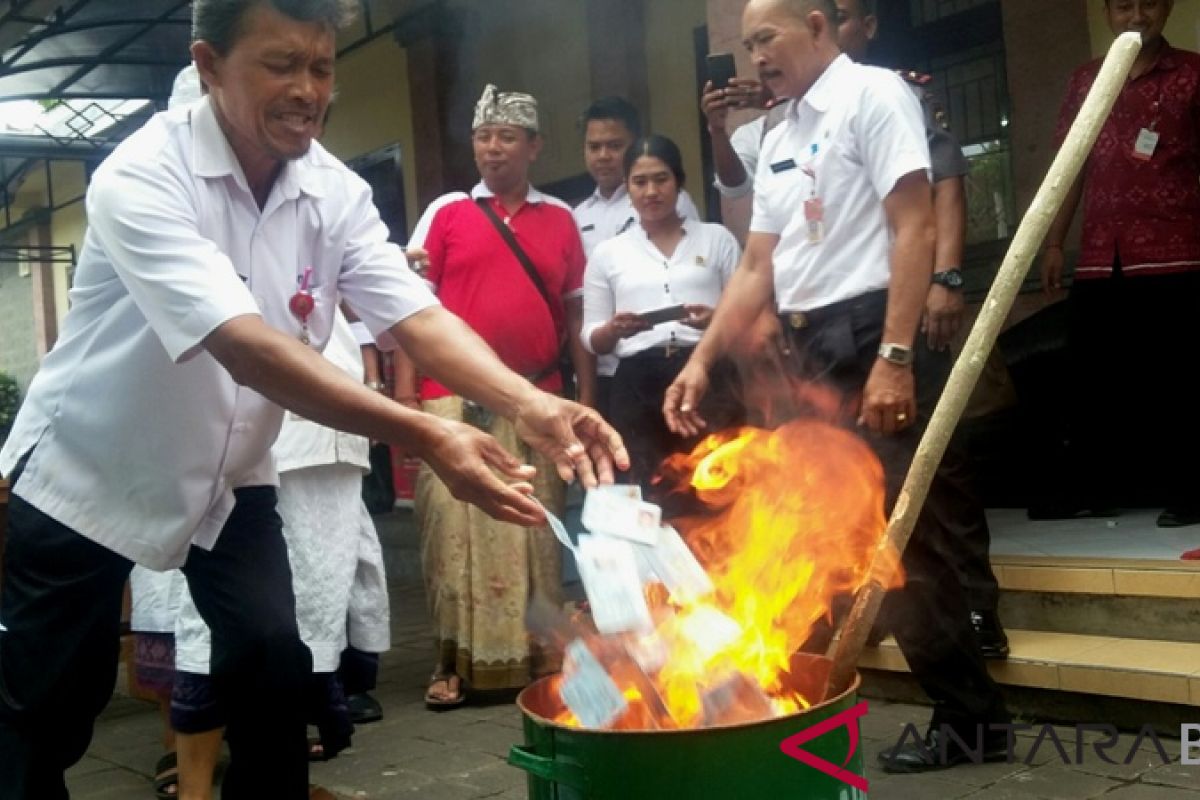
left=475, top=198, right=555, bottom=313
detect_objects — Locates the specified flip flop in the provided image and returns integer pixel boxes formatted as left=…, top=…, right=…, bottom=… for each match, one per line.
left=153, top=751, right=178, bottom=799
left=425, top=672, right=466, bottom=710
left=308, top=737, right=328, bottom=762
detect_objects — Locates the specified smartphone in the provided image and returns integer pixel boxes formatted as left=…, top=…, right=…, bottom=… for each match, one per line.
left=706, top=52, right=737, bottom=91
left=637, top=304, right=688, bottom=326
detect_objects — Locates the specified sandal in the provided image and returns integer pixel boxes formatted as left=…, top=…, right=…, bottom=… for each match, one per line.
left=153, top=752, right=178, bottom=799
left=425, top=671, right=467, bottom=710
left=308, top=736, right=328, bottom=762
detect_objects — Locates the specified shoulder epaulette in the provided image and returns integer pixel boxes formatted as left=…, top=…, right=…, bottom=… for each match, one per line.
left=896, top=69, right=932, bottom=86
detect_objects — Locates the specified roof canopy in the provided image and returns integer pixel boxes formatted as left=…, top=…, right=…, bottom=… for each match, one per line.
left=0, top=0, right=191, bottom=106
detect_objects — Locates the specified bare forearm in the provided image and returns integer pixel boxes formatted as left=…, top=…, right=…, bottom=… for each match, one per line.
left=391, top=305, right=538, bottom=419
left=711, top=126, right=749, bottom=189
left=692, top=236, right=776, bottom=368
left=885, top=222, right=936, bottom=346
left=205, top=315, right=438, bottom=447
left=932, top=177, right=966, bottom=271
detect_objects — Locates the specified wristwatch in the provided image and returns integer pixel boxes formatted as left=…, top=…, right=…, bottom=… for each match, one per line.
left=878, top=342, right=915, bottom=366
left=931, top=268, right=964, bottom=289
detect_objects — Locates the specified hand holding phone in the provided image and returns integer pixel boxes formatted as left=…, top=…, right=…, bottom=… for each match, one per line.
left=637, top=304, right=689, bottom=326
left=706, top=52, right=737, bottom=91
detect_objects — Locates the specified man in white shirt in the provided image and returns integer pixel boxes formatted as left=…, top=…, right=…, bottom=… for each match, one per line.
left=0, top=3, right=625, bottom=798
left=572, top=96, right=701, bottom=418
left=665, top=0, right=1008, bottom=773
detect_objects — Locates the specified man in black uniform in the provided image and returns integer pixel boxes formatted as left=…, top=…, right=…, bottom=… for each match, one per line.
left=836, top=0, right=1010, bottom=662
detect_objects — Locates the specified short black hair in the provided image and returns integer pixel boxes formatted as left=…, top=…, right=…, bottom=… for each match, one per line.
left=623, top=134, right=686, bottom=189
left=193, top=0, right=357, bottom=54
left=579, top=96, right=642, bottom=139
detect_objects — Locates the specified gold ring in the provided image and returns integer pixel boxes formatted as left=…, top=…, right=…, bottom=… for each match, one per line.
left=896, top=413, right=907, bottom=422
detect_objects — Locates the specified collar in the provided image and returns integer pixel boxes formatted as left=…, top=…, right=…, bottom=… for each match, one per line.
left=1146, top=39, right=1181, bottom=76
left=793, top=53, right=851, bottom=118
left=587, top=183, right=629, bottom=207
left=191, top=97, right=326, bottom=200
left=471, top=180, right=549, bottom=205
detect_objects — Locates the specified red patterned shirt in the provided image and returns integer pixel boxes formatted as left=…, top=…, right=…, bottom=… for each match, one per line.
left=418, top=183, right=585, bottom=400
left=1055, top=43, right=1200, bottom=279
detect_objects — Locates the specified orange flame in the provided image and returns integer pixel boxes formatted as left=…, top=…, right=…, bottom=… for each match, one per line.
left=556, top=418, right=903, bottom=730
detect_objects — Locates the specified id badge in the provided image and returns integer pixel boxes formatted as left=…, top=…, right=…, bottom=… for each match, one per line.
left=804, top=197, right=824, bottom=243
left=1133, top=128, right=1159, bottom=161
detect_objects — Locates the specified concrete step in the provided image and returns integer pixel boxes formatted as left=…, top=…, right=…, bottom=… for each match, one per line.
left=992, top=555, right=1200, bottom=642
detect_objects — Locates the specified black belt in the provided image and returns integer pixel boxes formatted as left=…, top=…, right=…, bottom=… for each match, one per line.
left=625, top=343, right=694, bottom=359
left=778, top=288, right=888, bottom=331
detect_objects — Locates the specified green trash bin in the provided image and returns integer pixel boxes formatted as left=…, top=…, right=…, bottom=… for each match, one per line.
left=509, top=653, right=868, bottom=800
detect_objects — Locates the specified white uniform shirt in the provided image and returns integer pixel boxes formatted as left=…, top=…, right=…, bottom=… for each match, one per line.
left=575, top=185, right=701, bottom=376
left=581, top=221, right=740, bottom=360
left=714, top=116, right=765, bottom=199
left=0, top=97, right=437, bottom=570
left=752, top=55, right=930, bottom=313
left=574, top=184, right=701, bottom=259
left=275, top=312, right=372, bottom=475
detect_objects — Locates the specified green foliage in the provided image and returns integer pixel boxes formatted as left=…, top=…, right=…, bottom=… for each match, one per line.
left=0, top=372, right=21, bottom=443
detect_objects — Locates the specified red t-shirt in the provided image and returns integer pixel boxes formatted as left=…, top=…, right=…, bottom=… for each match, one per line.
left=1055, top=43, right=1200, bottom=278
left=420, top=188, right=585, bottom=400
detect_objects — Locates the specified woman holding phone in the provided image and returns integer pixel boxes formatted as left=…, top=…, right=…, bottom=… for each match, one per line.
left=582, top=134, right=742, bottom=495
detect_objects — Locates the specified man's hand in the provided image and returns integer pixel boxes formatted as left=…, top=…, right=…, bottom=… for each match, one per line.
left=700, top=78, right=764, bottom=131
left=858, top=360, right=917, bottom=436
left=405, top=246, right=431, bottom=276
left=921, top=285, right=964, bottom=351
left=513, top=392, right=628, bottom=487
left=663, top=358, right=711, bottom=437
left=416, top=416, right=545, bottom=526
left=1041, top=246, right=1065, bottom=298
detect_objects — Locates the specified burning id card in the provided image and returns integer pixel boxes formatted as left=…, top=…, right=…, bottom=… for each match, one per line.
left=642, top=524, right=715, bottom=603
left=576, top=534, right=654, bottom=635
left=561, top=639, right=628, bottom=729
left=581, top=488, right=662, bottom=546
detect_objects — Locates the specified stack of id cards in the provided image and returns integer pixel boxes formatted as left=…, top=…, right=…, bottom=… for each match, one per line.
left=569, top=486, right=715, bottom=636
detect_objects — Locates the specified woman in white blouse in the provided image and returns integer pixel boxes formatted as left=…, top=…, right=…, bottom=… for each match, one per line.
left=582, top=134, right=743, bottom=493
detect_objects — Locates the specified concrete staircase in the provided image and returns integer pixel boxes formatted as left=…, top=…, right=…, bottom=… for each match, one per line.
left=858, top=554, right=1200, bottom=725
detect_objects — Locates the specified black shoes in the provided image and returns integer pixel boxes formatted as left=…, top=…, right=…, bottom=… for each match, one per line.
left=878, top=727, right=1008, bottom=774
left=347, top=692, right=383, bottom=724
left=970, top=609, right=1010, bottom=660
left=1157, top=507, right=1200, bottom=528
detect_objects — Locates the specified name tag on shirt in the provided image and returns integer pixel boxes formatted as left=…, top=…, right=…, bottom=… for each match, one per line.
left=770, top=158, right=798, bottom=174
left=1133, top=128, right=1159, bottom=161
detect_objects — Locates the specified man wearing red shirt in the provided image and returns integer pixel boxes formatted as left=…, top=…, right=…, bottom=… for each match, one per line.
left=1039, top=0, right=1200, bottom=528
left=399, top=85, right=593, bottom=707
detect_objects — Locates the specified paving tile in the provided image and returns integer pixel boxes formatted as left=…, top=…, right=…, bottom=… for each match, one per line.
left=1101, top=783, right=1200, bottom=800
left=983, top=763, right=1121, bottom=799
left=863, top=772, right=978, bottom=799
left=1141, top=760, right=1200, bottom=790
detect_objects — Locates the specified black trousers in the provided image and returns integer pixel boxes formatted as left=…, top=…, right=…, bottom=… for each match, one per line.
left=0, top=485, right=312, bottom=800
left=610, top=351, right=743, bottom=503
left=780, top=290, right=1007, bottom=733
left=915, top=342, right=1000, bottom=613
left=1064, top=268, right=1200, bottom=508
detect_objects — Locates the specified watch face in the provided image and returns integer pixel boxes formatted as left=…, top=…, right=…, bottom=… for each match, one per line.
left=934, top=270, right=964, bottom=288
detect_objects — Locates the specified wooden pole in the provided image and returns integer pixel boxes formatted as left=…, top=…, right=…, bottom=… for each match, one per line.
left=824, top=31, right=1144, bottom=699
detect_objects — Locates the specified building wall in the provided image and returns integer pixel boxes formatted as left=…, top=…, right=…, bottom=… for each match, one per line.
left=0, top=258, right=37, bottom=390
left=646, top=0, right=710, bottom=218
left=321, top=35, right=420, bottom=236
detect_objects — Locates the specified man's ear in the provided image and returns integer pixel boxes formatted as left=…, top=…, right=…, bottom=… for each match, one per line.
left=191, top=40, right=220, bottom=90
left=528, top=132, right=544, bottom=163
left=864, top=14, right=879, bottom=42
left=807, top=8, right=829, bottom=43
